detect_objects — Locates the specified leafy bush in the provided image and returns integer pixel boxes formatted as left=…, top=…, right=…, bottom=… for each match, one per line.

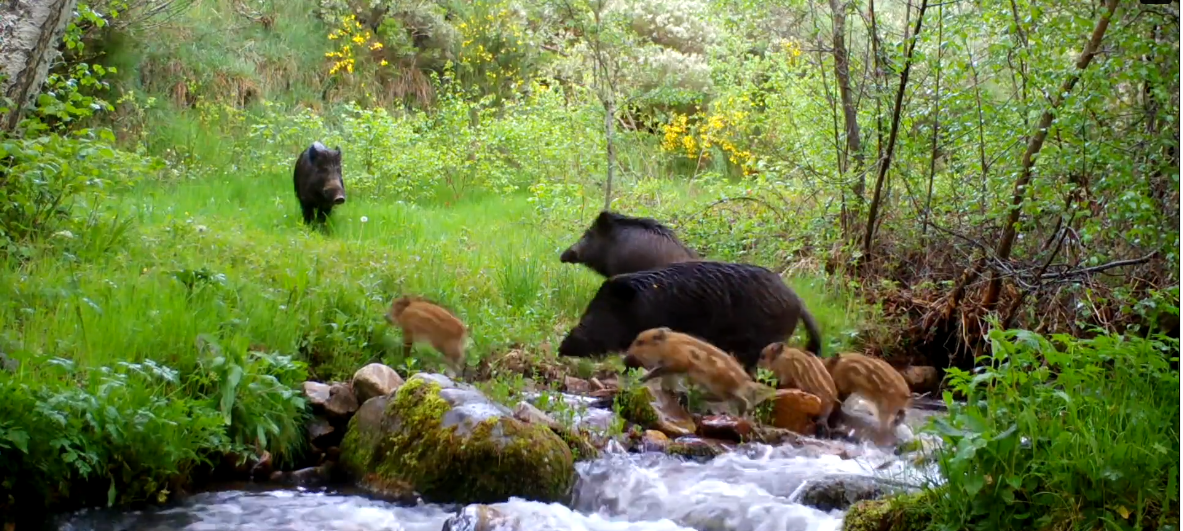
left=0, top=359, right=227, bottom=513
left=928, top=329, right=1180, bottom=530
left=0, top=130, right=159, bottom=258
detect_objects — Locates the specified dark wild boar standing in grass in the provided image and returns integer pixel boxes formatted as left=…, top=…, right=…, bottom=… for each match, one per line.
left=293, top=141, right=346, bottom=225
left=559, top=210, right=699, bottom=278
left=557, top=260, right=823, bottom=373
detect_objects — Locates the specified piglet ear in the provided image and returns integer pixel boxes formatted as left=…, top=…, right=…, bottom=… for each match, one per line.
left=653, top=327, right=670, bottom=340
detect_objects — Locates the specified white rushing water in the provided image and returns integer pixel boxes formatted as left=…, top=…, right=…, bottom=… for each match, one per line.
left=54, top=441, right=936, bottom=531
left=54, top=394, right=945, bottom=531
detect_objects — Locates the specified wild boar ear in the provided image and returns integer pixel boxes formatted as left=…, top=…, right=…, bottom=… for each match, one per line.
left=592, top=210, right=615, bottom=233
left=333, top=146, right=342, bottom=157
left=307, top=145, right=318, bottom=163
left=603, top=275, right=637, bottom=302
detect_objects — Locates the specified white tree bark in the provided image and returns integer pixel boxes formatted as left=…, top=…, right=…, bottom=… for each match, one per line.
left=1, top=0, right=78, bottom=131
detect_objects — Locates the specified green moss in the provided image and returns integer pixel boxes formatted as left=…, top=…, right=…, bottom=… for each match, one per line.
left=551, top=425, right=601, bottom=462
left=843, top=491, right=936, bottom=531
left=343, top=375, right=575, bottom=505
left=614, top=384, right=659, bottom=428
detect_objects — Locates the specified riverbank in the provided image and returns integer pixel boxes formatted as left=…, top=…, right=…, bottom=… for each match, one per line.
left=0, top=164, right=870, bottom=522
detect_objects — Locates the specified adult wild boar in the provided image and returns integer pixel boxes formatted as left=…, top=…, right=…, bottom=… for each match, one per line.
left=559, top=210, right=699, bottom=278
left=557, top=260, right=822, bottom=372
left=293, top=141, right=346, bottom=225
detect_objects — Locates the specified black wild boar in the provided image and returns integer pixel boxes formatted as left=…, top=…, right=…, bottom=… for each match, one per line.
left=293, top=141, right=346, bottom=224
left=559, top=210, right=699, bottom=278
left=557, top=260, right=823, bottom=372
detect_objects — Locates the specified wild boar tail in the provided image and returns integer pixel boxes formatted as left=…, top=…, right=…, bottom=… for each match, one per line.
left=799, top=304, right=823, bottom=358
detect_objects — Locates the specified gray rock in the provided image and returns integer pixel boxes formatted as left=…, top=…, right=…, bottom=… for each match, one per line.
left=302, top=381, right=331, bottom=410
left=324, top=382, right=359, bottom=420
left=307, top=416, right=337, bottom=448
left=796, top=474, right=891, bottom=511
left=352, top=363, right=403, bottom=404
left=513, top=401, right=557, bottom=428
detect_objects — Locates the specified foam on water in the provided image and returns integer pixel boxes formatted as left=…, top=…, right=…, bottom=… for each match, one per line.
left=53, top=439, right=934, bottom=531
left=54, top=392, right=946, bottom=531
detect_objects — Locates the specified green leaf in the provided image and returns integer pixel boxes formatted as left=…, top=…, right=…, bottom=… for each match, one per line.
left=219, top=364, right=244, bottom=424
left=107, top=480, right=117, bottom=507
left=962, top=473, right=985, bottom=496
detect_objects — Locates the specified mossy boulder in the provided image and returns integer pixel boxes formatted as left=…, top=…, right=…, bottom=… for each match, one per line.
left=339, top=373, right=576, bottom=505
left=843, top=491, right=934, bottom=531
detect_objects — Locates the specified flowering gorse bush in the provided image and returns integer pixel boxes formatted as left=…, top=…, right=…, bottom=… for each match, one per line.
left=454, top=0, right=540, bottom=101
left=325, top=14, right=387, bottom=76
left=661, top=99, right=757, bottom=176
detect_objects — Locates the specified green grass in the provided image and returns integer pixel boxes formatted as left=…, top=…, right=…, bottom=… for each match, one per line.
left=0, top=148, right=867, bottom=518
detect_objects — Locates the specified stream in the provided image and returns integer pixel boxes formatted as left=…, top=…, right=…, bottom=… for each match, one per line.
left=52, top=396, right=946, bottom=531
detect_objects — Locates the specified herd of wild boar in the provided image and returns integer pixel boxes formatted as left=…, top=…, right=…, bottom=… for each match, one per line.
left=292, top=142, right=912, bottom=442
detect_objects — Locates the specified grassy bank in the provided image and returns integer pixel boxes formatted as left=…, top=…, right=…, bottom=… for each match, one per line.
left=0, top=120, right=867, bottom=516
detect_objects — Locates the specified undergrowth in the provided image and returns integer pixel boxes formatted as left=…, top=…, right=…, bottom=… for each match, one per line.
left=926, top=329, right=1180, bottom=531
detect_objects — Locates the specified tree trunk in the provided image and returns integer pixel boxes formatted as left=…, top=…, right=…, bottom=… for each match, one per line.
left=0, top=0, right=78, bottom=132
left=828, top=0, right=862, bottom=191
left=860, top=0, right=928, bottom=263
left=603, top=96, right=616, bottom=212
left=980, top=0, right=1121, bottom=309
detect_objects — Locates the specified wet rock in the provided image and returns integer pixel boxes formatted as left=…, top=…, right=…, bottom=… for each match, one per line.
left=563, top=375, right=591, bottom=394
left=798, top=474, right=888, bottom=511
left=640, top=430, right=670, bottom=452
left=695, top=414, right=754, bottom=443
left=339, top=373, right=575, bottom=505
left=899, top=366, right=940, bottom=395
left=513, top=401, right=558, bottom=427
left=352, top=363, right=403, bottom=404
left=273, top=463, right=335, bottom=488
left=441, top=504, right=520, bottom=531
left=323, top=446, right=341, bottom=463
left=325, top=382, right=359, bottom=420
left=751, top=425, right=804, bottom=446
left=615, top=381, right=696, bottom=438
left=302, top=381, right=331, bottom=410
left=666, top=435, right=732, bottom=460
left=589, top=377, right=606, bottom=391
left=770, top=389, right=823, bottom=435
left=307, top=416, right=337, bottom=448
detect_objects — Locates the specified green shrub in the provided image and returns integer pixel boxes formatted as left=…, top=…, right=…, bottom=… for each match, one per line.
left=0, top=130, right=159, bottom=258
left=928, top=328, right=1180, bottom=530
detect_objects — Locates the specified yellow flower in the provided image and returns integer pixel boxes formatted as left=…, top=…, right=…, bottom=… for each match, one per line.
left=380, top=59, right=389, bottom=66
left=370, top=42, right=383, bottom=50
